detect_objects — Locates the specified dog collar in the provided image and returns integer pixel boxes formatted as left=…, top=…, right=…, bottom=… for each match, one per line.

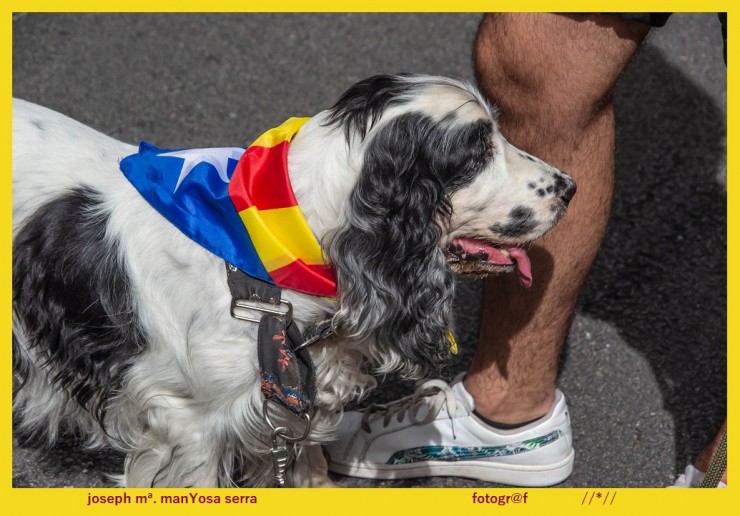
left=120, top=118, right=337, bottom=298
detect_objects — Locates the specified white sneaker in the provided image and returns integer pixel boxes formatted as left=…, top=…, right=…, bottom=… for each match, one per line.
left=326, top=376, right=574, bottom=486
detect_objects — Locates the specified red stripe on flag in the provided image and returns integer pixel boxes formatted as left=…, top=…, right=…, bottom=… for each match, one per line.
left=269, top=260, right=337, bottom=297
left=229, top=141, right=297, bottom=212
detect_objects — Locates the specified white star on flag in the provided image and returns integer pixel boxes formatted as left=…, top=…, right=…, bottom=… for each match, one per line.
left=159, top=147, right=245, bottom=192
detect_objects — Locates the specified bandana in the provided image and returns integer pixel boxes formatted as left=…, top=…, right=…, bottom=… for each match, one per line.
left=120, top=118, right=337, bottom=297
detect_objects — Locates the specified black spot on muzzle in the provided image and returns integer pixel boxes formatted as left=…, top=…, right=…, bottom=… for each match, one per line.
left=489, top=206, right=537, bottom=238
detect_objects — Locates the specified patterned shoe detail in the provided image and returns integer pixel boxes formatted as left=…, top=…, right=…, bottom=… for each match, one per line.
left=386, top=430, right=563, bottom=465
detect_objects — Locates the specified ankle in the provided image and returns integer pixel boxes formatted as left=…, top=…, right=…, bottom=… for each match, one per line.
left=462, top=375, right=556, bottom=425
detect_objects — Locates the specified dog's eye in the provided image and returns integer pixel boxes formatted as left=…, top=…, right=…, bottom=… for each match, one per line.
left=485, top=137, right=496, bottom=160
left=467, top=137, right=494, bottom=172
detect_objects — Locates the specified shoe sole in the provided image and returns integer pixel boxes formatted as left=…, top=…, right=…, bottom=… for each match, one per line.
left=329, top=449, right=574, bottom=487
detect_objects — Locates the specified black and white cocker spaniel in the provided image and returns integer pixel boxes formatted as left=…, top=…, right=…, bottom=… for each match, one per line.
left=12, top=74, right=575, bottom=487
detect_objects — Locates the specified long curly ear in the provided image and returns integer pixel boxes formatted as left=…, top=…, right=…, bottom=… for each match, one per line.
left=326, top=113, right=456, bottom=378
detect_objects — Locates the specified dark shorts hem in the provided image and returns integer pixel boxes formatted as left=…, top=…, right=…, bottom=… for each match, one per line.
left=612, top=13, right=673, bottom=28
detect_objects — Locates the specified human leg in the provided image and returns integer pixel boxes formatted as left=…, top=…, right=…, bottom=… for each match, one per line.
left=467, top=13, right=651, bottom=424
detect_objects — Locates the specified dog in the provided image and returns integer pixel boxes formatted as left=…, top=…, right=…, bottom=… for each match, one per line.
left=12, top=74, right=575, bottom=487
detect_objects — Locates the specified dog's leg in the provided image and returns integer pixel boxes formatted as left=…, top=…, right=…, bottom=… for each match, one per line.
left=114, top=357, right=278, bottom=488
left=118, top=401, right=222, bottom=487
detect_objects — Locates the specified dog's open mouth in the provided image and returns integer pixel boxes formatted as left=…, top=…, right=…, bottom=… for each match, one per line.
left=445, top=237, right=532, bottom=287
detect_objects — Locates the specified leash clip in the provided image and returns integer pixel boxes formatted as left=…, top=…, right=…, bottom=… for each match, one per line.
left=269, top=434, right=290, bottom=488
left=262, top=399, right=312, bottom=488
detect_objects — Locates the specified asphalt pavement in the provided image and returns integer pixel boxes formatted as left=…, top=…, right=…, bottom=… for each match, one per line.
left=11, top=13, right=727, bottom=488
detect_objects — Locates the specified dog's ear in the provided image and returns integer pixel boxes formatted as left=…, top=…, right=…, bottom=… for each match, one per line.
left=326, top=114, right=456, bottom=378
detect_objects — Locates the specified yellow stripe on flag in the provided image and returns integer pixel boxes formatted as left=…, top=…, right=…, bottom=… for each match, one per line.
left=249, top=117, right=310, bottom=149
left=239, top=206, right=295, bottom=272
left=258, top=207, right=326, bottom=266
left=238, top=205, right=326, bottom=273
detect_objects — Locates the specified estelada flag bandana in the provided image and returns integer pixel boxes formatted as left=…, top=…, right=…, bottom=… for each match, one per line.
left=120, top=118, right=337, bottom=297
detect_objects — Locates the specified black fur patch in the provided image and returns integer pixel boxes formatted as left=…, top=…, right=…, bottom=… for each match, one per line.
left=490, top=206, right=537, bottom=238
left=325, top=79, right=496, bottom=376
left=329, top=111, right=497, bottom=376
left=324, top=74, right=421, bottom=142
left=325, top=74, right=494, bottom=194
left=439, top=117, right=494, bottom=192
left=13, top=187, right=146, bottom=424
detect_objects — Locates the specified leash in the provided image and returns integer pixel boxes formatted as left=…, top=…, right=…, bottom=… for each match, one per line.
left=700, top=427, right=727, bottom=487
left=225, top=262, right=334, bottom=487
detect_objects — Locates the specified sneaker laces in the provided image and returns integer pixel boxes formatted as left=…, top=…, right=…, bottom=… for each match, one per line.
left=360, top=379, right=463, bottom=437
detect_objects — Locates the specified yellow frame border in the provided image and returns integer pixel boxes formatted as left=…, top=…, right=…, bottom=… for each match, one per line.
left=3, top=3, right=733, bottom=515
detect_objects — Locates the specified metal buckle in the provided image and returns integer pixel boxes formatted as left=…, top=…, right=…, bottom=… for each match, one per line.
left=231, top=296, right=293, bottom=324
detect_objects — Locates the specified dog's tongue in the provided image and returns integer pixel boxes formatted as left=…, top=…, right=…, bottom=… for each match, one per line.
left=508, top=247, right=532, bottom=288
left=453, top=237, right=532, bottom=288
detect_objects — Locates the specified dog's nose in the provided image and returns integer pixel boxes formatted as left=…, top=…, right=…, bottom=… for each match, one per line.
left=559, top=176, right=577, bottom=205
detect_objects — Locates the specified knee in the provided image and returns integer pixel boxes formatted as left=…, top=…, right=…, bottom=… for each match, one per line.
left=474, top=13, right=649, bottom=133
